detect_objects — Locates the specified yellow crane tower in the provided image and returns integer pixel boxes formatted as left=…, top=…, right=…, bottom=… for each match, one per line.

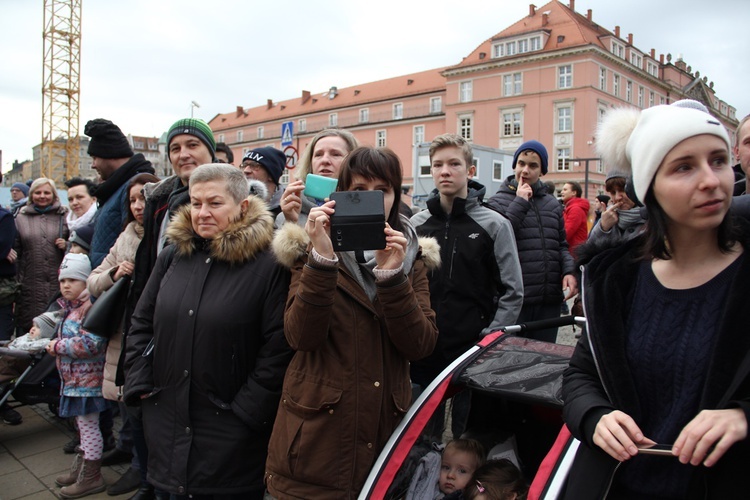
left=41, top=0, right=81, bottom=184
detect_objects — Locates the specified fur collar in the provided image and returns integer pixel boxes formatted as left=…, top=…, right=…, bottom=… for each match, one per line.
left=272, top=221, right=441, bottom=271
left=166, top=195, right=274, bottom=264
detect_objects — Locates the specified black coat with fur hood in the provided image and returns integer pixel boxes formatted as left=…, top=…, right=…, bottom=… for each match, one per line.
left=124, top=196, right=292, bottom=496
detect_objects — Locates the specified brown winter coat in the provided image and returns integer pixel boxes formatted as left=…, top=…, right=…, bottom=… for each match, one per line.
left=87, top=220, right=143, bottom=401
left=265, top=222, right=439, bottom=499
left=14, top=202, right=69, bottom=332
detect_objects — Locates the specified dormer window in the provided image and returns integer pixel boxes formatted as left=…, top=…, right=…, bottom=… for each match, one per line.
left=630, top=52, right=643, bottom=69
left=611, top=41, right=625, bottom=59
left=492, top=34, right=544, bottom=59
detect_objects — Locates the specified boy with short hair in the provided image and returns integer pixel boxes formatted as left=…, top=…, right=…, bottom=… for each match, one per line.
left=486, top=140, right=577, bottom=343
left=410, top=134, right=523, bottom=436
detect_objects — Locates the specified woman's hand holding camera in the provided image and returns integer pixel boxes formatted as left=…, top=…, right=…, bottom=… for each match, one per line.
left=674, top=409, right=747, bottom=467
left=594, top=410, right=655, bottom=461
left=306, top=202, right=335, bottom=260
left=375, top=223, right=407, bottom=271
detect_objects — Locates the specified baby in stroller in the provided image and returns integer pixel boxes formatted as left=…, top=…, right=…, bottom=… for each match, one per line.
left=0, top=310, right=62, bottom=424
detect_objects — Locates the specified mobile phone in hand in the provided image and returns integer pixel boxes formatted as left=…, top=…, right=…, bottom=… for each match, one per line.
left=637, top=444, right=674, bottom=456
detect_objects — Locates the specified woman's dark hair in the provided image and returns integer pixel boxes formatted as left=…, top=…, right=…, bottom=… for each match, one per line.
left=639, top=184, right=739, bottom=260
left=124, top=173, right=160, bottom=226
left=337, top=146, right=403, bottom=232
left=64, top=177, right=97, bottom=195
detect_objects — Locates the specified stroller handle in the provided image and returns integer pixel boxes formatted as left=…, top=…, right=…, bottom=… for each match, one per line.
left=503, top=315, right=585, bottom=334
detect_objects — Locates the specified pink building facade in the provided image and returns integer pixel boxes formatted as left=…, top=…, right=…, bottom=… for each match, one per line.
left=209, top=0, right=738, bottom=203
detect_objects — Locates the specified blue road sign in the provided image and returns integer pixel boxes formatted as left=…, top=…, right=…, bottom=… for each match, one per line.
left=281, top=121, right=294, bottom=147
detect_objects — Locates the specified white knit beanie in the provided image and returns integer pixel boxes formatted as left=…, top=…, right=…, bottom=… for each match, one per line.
left=59, top=253, right=92, bottom=282
left=596, top=104, right=730, bottom=202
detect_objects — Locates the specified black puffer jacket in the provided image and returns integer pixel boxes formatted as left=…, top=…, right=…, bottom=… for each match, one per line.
left=486, top=176, right=574, bottom=306
left=124, top=196, right=292, bottom=496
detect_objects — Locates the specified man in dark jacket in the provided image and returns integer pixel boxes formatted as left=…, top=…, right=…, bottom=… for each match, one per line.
left=411, top=133, right=523, bottom=438
left=84, top=119, right=155, bottom=268
left=486, top=140, right=577, bottom=343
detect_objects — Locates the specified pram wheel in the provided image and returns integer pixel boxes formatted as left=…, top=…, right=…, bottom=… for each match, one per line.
left=48, top=403, right=60, bottom=418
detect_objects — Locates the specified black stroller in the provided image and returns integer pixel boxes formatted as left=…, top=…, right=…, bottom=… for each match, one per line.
left=0, top=343, right=61, bottom=417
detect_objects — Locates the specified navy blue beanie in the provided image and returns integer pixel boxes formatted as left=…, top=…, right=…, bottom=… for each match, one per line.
left=513, top=140, right=549, bottom=175
left=243, top=147, right=286, bottom=185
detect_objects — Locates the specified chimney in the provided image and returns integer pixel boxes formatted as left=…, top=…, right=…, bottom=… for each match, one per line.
left=301, top=90, right=311, bottom=104
left=542, top=12, right=548, bottom=26
left=586, top=9, right=592, bottom=21
left=529, top=4, right=536, bottom=16
left=627, top=33, right=633, bottom=45
left=266, top=99, right=273, bottom=110
left=660, top=54, right=664, bottom=64
left=569, top=0, right=575, bottom=11
left=235, top=106, right=243, bottom=118
left=614, top=26, right=620, bottom=38
left=650, top=48, right=655, bottom=58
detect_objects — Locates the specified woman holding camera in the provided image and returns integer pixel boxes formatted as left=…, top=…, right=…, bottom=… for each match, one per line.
left=266, top=147, right=439, bottom=499
left=276, top=128, right=358, bottom=227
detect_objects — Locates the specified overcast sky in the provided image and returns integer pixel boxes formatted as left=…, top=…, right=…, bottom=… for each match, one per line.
left=1, top=0, right=748, bottom=173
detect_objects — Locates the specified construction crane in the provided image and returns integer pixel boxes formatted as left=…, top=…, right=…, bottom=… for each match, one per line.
left=41, top=0, right=81, bottom=184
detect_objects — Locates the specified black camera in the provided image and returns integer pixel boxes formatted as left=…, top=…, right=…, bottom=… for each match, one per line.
left=330, top=191, right=387, bottom=252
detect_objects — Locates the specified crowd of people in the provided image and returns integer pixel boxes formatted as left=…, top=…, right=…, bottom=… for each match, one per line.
left=0, top=100, right=748, bottom=499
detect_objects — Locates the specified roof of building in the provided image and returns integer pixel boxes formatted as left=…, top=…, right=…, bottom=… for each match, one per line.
left=448, top=0, right=624, bottom=71
left=209, top=66, right=446, bottom=130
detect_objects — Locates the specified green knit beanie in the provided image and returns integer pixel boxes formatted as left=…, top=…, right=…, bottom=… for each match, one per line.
left=167, top=118, right=216, bottom=160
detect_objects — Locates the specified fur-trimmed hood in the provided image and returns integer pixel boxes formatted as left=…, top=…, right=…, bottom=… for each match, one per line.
left=271, top=221, right=441, bottom=271
left=166, top=195, right=275, bottom=264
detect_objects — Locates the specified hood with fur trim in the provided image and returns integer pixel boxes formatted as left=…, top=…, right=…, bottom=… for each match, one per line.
left=272, top=221, right=441, bottom=271
left=166, top=195, right=275, bottom=264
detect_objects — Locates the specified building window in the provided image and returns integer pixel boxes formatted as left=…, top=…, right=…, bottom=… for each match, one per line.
left=459, top=116, right=473, bottom=141
left=417, top=154, right=430, bottom=176
left=359, top=108, right=369, bottom=123
left=329, top=113, right=338, bottom=127
left=557, top=148, right=571, bottom=171
left=506, top=41, right=516, bottom=56
left=502, top=111, right=522, bottom=136
left=557, top=106, right=572, bottom=132
left=613, top=74, right=620, bottom=97
left=257, top=126, right=264, bottom=140
left=218, top=133, right=225, bottom=143
left=647, top=61, right=659, bottom=77
left=376, top=130, right=386, bottom=147
left=630, top=52, right=642, bottom=69
left=649, top=91, right=654, bottom=107
left=558, top=65, right=572, bottom=89
left=298, top=119, right=307, bottom=132
left=504, top=73, right=522, bottom=96
left=393, top=103, right=403, bottom=120
left=493, top=160, right=504, bottom=181
left=460, top=81, right=473, bottom=102
left=413, top=125, right=425, bottom=145
left=660, top=96, right=665, bottom=105
left=530, top=36, right=541, bottom=51
left=611, top=41, right=624, bottom=58
left=517, top=39, right=528, bottom=53
left=638, top=87, right=644, bottom=107
left=599, top=67, right=607, bottom=91
left=472, top=158, right=480, bottom=176
left=430, top=97, right=442, bottom=114
left=626, top=81, right=632, bottom=102
left=493, top=43, right=504, bottom=58
left=237, top=130, right=243, bottom=142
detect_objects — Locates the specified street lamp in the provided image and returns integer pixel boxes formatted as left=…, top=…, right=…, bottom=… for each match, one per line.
left=190, top=101, right=200, bottom=118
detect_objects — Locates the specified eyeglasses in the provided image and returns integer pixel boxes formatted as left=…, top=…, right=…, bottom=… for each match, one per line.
left=242, top=163, right=263, bottom=171
left=215, top=159, right=227, bottom=164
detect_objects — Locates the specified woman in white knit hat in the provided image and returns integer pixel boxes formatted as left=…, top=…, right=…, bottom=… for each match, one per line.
left=561, top=102, right=748, bottom=499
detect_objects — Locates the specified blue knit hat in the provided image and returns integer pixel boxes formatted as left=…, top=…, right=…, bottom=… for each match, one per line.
left=11, top=182, right=29, bottom=197
left=513, top=140, right=549, bottom=175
